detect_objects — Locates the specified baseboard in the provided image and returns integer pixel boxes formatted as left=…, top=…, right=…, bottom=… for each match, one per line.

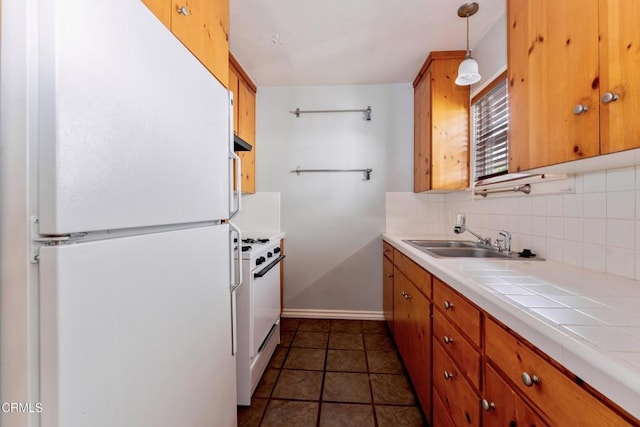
left=281, top=308, right=385, bottom=321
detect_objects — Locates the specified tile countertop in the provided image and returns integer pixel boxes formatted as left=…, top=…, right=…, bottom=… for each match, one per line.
left=383, top=233, right=640, bottom=421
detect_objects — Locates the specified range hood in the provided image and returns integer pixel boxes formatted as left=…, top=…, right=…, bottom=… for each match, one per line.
left=234, top=134, right=252, bottom=152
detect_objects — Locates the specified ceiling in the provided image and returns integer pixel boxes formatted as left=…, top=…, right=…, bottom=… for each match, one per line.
left=229, top=0, right=506, bottom=87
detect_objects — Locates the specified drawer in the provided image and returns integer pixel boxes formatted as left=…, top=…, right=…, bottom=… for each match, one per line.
left=433, top=389, right=456, bottom=427
left=484, top=363, right=549, bottom=427
left=433, top=278, right=481, bottom=347
left=393, top=250, right=431, bottom=299
left=485, top=318, right=631, bottom=427
left=382, top=241, right=394, bottom=261
left=433, top=342, right=480, bottom=427
left=433, top=309, right=481, bottom=389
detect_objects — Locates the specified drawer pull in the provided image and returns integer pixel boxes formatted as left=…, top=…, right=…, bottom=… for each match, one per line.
left=443, top=335, right=453, bottom=344
left=386, top=273, right=393, bottom=278
left=443, top=300, right=454, bottom=310
left=481, top=399, right=496, bottom=412
left=176, top=5, right=189, bottom=15
left=521, top=372, right=540, bottom=387
left=443, top=370, right=454, bottom=380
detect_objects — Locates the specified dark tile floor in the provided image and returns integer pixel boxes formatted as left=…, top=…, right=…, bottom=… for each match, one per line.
left=237, top=318, right=427, bottom=427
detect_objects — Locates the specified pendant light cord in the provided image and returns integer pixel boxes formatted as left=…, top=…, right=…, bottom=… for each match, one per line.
left=466, top=14, right=470, bottom=55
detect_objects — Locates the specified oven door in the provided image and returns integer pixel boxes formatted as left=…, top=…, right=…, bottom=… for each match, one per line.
left=251, top=255, right=285, bottom=357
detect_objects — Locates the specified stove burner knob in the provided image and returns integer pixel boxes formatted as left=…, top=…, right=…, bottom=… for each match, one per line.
left=256, top=256, right=266, bottom=266
left=274, top=247, right=281, bottom=254
left=267, top=251, right=273, bottom=258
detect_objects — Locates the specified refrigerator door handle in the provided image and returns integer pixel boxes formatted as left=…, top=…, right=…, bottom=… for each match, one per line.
left=229, top=151, right=242, bottom=219
left=228, top=222, right=242, bottom=356
left=229, top=222, right=242, bottom=290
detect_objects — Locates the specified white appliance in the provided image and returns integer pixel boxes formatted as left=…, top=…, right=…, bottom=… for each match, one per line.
left=236, top=238, right=284, bottom=405
left=27, top=1, right=242, bottom=426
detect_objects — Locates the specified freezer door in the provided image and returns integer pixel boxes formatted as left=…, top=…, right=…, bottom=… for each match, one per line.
left=39, top=225, right=237, bottom=427
left=37, top=0, right=231, bottom=235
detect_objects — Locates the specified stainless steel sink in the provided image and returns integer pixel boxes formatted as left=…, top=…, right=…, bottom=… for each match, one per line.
left=423, top=247, right=512, bottom=258
left=404, top=240, right=476, bottom=248
left=402, top=239, right=543, bottom=260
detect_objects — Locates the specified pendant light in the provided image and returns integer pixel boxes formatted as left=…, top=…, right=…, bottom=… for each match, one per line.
left=455, top=2, right=481, bottom=86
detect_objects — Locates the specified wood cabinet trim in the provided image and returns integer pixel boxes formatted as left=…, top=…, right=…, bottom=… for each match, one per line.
left=229, top=52, right=257, bottom=93
left=471, top=70, right=508, bottom=105
left=413, top=50, right=468, bottom=88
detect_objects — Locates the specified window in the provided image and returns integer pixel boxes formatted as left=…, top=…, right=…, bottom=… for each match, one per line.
left=472, top=73, right=508, bottom=181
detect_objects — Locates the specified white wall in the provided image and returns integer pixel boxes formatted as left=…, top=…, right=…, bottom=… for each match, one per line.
left=256, top=84, right=413, bottom=312
left=231, top=192, right=281, bottom=234
left=471, top=12, right=506, bottom=95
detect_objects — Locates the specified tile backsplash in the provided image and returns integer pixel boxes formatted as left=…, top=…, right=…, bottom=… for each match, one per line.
left=387, top=166, right=640, bottom=281
left=231, top=192, right=280, bottom=234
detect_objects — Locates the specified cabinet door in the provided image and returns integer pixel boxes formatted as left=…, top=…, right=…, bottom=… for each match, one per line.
left=484, top=363, right=549, bottom=427
left=393, top=268, right=411, bottom=360
left=414, top=71, right=432, bottom=192
left=383, top=256, right=394, bottom=333
left=430, top=59, right=469, bottom=190
left=238, top=80, right=256, bottom=193
left=142, top=0, right=171, bottom=28
left=433, top=342, right=480, bottom=427
left=508, top=0, right=599, bottom=171
left=170, top=0, right=229, bottom=87
left=405, top=280, right=432, bottom=420
left=600, top=0, right=640, bottom=154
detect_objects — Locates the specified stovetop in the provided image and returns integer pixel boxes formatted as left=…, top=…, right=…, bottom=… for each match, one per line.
left=234, top=236, right=280, bottom=260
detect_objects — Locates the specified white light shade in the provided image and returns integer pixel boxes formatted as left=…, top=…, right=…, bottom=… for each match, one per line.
left=455, top=56, right=481, bottom=86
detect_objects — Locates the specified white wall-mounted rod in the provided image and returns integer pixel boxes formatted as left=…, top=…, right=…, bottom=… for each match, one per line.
left=292, top=167, right=372, bottom=180
left=474, top=183, right=531, bottom=198
left=292, top=106, right=372, bottom=121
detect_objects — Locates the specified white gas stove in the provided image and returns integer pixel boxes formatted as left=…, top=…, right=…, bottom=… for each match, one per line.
left=235, top=235, right=284, bottom=406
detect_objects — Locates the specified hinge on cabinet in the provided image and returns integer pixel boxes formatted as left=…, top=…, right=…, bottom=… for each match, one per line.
left=30, top=216, right=72, bottom=264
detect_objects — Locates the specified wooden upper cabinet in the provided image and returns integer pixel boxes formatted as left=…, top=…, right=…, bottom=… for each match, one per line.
left=413, top=51, right=470, bottom=192
left=229, top=55, right=257, bottom=194
left=142, top=0, right=229, bottom=87
left=170, top=0, right=229, bottom=86
left=508, top=0, right=640, bottom=171
left=414, top=70, right=431, bottom=191
left=599, top=0, right=640, bottom=154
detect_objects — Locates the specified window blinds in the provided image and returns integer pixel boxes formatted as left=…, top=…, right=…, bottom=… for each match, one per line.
left=473, top=79, right=508, bottom=181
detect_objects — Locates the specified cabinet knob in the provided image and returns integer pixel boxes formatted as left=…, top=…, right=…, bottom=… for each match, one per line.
left=521, top=371, right=540, bottom=387
left=176, top=5, right=189, bottom=15
left=403, top=292, right=411, bottom=300
left=443, top=335, right=453, bottom=344
left=481, top=399, right=496, bottom=412
left=602, top=92, right=620, bottom=104
left=443, top=300, right=454, bottom=310
left=573, top=104, right=589, bottom=115
left=443, top=370, right=454, bottom=380
left=386, top=273, right=393, bottom=278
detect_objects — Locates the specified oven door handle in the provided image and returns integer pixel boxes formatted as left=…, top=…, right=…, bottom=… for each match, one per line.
left=253, top=255, right=285, bottom=278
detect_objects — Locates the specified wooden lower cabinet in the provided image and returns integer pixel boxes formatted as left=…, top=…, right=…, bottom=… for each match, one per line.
left=383, top=241, right=639, bottom=426
left=382, top=256, right=394, bottom=333
left=485, top=318, right=633, bottom=427
left=433, top=341, right=481, bottom=427
left=393, top=268, right=431, bottom=418
left=483, top=363, right=549, bottom=426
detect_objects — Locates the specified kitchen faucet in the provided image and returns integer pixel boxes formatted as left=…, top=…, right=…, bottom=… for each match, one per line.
left=453, top=214, right=492, bottom=247
left=498, top=230, right=512, bottom=252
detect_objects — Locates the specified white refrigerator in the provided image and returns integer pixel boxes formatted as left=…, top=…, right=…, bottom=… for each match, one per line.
left=30, top=1, right=242, bottom=426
